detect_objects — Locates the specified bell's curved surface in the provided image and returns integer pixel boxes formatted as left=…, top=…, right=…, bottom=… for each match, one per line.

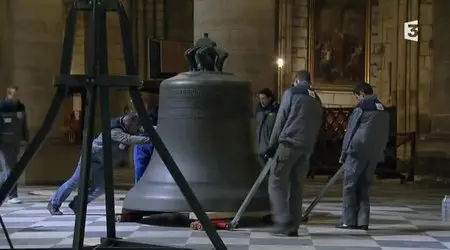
left=123, top=71, right=269, bottom=213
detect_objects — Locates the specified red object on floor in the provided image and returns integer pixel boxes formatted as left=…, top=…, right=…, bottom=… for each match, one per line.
left=190, top=219, right=231, bottom=230
left=212, top=219, right=229, bottom=229
left=116, top=213, right=143, bottom=222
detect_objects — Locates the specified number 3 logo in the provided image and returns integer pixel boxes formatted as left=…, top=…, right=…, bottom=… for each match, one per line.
left=408, top=24, right=419, bottom=38
left=404, top=20, right=419, bottom=41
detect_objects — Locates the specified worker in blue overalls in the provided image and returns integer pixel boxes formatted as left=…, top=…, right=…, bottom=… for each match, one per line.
left=133, top=95, right=159, bottom=183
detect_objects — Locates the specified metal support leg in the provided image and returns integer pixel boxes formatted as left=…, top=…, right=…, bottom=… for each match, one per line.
left=97, top=4, right=117, bottom=240
left=301, top=165, right=345, bottom=220
left=72, top=87, right=97, bottom=250
left=99, top=86, right=116, bottom=239
left=72, top=0, right=99, bottom=249
left=228, top=158, right=272, bottom=229
left=0, top=215, right=13, bottom=249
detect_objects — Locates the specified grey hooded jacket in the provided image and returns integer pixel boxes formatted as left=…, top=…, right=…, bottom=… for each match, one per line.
left=268, top=84, right=323, bottom=153
left=255, top=102, right=279, bottom=154
left=341, top=95, right=390, bottom=162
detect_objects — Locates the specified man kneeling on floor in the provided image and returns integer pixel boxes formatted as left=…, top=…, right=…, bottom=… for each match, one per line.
left=47, top=113, right=151, bottom=215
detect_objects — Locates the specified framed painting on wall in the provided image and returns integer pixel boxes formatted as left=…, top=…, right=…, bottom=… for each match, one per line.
left=308, top=0, right=371, bottom=91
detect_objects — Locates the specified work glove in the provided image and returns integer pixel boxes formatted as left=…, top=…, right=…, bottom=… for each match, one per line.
left=339, top=153, right=346, bottom=164
left=262, top=144, right=278, bottom=161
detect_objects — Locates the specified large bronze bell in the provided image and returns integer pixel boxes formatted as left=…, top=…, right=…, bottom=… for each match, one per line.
left=122, top=71, right=270, bottom=213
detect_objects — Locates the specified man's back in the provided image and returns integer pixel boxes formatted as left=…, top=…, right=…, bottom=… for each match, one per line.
left=351, top=97, right=390, bottom=162
left=272, top=85, right=323, bottom=152
left=92, top=118, right=129, bottom=166
left=0, top=99, right=28, bottom=144
left=0, top=100, right=25, bottom=112
left=256, top=102, right=279, bottom=154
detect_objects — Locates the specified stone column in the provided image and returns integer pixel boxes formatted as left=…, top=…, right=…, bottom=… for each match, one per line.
left=105, top=13, right=129, bottom=119
left=4, top=0, right=82, bottom=184
left=193, top=0, right=277, bottom=94
left=0, top=0, right=9, bottom=85
left=7, top=0, right=64, bottom=136
left=430, top=0, right=450, bottom=133
left=417, top=0, right=433, bottom=134
left=291, top=0, right=309, bottom=82
left=166, top=0, right=194, bottom=42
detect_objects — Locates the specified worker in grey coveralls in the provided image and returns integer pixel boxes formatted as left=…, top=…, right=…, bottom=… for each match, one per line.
left=262, top=70, right=323, bottom=236
left=0, top=86, right=29, bottom=204
left=47, top=113, right=150, bottom=215
left=337, top=82, right=389, bottom=230
left=255, top=88, right=279, bottom=166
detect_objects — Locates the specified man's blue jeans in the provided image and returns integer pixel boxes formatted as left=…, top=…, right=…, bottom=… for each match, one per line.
left=49, top=156, right=105, bottom=208
left=133, top=144, right=154, bottom=183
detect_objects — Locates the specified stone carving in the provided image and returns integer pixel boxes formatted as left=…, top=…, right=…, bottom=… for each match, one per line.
left=184, top=33, right=229, bottom=72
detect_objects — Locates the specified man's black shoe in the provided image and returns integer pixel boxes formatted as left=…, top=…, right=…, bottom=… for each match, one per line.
left=262, top=214, right=273, bottom=224
left=47, top=202, right=63, bottom=216
left=68, top=200, right=77, bottom=215
left=270, top=227, right=299, bottom=237
left=335, top=224, right=357, bottom=229
left=357, top=225, right=369, bottom=230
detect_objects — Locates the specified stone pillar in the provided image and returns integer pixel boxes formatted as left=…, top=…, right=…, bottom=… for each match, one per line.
left=291, top=0, right=309, bottom=80
left=430, top=0, right=450, bottom=133
left=106, top=13, right=129, bottom=119
left=7, top=0, right=64, bottom=136
left=193, top=0, right=276, bottom=94
left=418, top=0, right=433, bottom=134
left=277, top=0, right=293, bottom=96
left=3, top=0, right=83, bottom=184
left=134, top=0, right=166, bottom=79
left=166, top=0, right=194, bottom=42
left=0, top=0, right=9, bottom=85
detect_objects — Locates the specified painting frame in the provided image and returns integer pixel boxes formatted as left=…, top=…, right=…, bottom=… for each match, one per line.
left=307, top=0, right=372, bottom=91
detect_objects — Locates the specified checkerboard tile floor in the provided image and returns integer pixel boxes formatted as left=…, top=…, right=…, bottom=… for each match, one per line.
left=0, top=187, right=449, bottom=250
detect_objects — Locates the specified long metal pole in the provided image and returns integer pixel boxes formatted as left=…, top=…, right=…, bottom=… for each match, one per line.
left=72, top=0, right=99, bottom=249
left=97, top=1, right=117, bottom=239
